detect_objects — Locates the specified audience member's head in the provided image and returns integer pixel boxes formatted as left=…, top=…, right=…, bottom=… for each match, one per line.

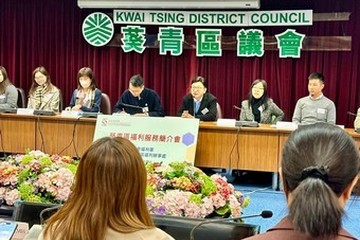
left=191, top=76, right=207, bottom=101
left=128, top=74, right=144, bottom=97
left=77, top=67, right=96, bottom=90
left=307, top=72, right=324, bottom=98
left=43, top=137, right=154, bottom=239
left=281, top=123, right=360, bottom=238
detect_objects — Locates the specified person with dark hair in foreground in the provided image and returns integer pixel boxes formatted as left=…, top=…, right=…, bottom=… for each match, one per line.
left=113, top=74, right=165, bottom=116
left=40, top=137, right=174, bottom=240
left=245, top=123, right=360, bottom=240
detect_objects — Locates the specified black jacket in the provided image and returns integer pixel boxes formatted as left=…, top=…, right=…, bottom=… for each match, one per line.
left=113, top=88, right=165, bottom=116
left=177, top=92, right=217, bottom=121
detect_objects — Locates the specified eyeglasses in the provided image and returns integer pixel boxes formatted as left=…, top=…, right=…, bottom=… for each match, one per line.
left=191, top=86, right=204, bottom=90
left=252, top=87, right=264, bottom=90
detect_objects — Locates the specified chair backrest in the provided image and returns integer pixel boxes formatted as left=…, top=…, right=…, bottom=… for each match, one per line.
left=100, top=93, right=112, bottom=114
left=12, top=201, right=60, bottom=227
left=216, top=102, right=223, bottom=119
left=152, top=214, right=260, bottom=240
left=58, top=90, right=64, bottom=112
left=17, top=88, right=26, bottom=108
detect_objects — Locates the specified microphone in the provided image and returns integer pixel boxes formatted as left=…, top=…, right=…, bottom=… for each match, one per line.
left=119, top=102, right=143, bottom=110
left=347, top=111, right=359, bottom=117
left=40, top=205, right=62, bottom=225
left=233, top=105, right=241, bottom=111
left=189, top=210, right=273, bottom=240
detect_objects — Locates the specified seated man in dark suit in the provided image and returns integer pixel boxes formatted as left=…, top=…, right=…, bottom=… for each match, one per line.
left=113, top=74, right=165, bottom=116
left=177, top=76, right=217, bottom=121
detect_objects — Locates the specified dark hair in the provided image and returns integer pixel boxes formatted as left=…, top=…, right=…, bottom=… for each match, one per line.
left=129, top=74, right=144, bottom=87
left=308, top=72, right=324, bottom=83
left=247, top=79, right=268, bottom=110
left=0, top=66, right=11, bottom=94
left=191, top=76, right=207, bottom=88
left=77, top=67, right=96, bottom=90
left=282, top=123, right=360, bottom=237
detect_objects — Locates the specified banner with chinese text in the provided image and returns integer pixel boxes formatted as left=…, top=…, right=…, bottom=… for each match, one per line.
left=93, top=115, right=200, bottom=164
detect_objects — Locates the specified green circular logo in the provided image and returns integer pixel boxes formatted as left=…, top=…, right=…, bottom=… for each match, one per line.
left=82, top=12, right=114, bottom=47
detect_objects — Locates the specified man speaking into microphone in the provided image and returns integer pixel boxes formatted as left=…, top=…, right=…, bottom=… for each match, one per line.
left=113, top=74, right=165, bottom=116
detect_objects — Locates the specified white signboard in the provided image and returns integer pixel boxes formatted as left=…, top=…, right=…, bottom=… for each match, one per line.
left=113, top=10, right=313, bottom=26
left=93, top=115, right=200, bottom=164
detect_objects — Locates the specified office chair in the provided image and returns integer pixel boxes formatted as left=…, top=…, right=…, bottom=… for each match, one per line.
left=100, top=93, right=112, bottom=114
left=216, top=103, right=223, bottom=119
left=58, top=90, right=64, bottom=112
left=17, top=88, right=27, bottom=108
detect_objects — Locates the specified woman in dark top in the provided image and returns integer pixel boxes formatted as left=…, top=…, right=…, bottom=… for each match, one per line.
left=240, top=79, right=284, bottom=124
left=68, top=67, right=102, bottom=112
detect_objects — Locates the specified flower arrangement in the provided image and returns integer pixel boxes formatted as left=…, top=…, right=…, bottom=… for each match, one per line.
left=145, top=161, right=249, bottom=218
left=0, top=150, right=78, bottom=205
left=1, top=152, right=249, bottom=220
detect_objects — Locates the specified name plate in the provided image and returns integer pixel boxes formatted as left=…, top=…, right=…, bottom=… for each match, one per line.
left=60, top=111, right=82, bottom=118
left=216, top=118, right=236, bottom=127
left=276, top=121, right=297, bottom=130
left=16, top=108, right=34, bottom=115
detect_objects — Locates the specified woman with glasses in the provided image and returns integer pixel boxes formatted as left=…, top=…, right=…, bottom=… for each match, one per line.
left=27, top=66, right=60, bottom=112
left=177, top=76, right=218, bottom=121
left=239, top=79, right=284, bottom=124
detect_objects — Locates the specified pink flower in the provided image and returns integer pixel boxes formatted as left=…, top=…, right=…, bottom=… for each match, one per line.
left=4, top=189, right=20, bottom=205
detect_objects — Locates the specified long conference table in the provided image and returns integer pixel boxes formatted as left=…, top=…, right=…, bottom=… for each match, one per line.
left=1, top=113, right=359, bottom=189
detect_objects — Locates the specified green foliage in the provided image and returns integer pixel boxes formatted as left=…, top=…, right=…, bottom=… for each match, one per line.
left=20, top=155, right=34, bottom=165
left=65, top=164, right=78, bottom=174
left=242, top=196, right=251, bottom=208
left=200, top=175, right=217, bottom=196
left=18, top=182, right=35, bottom=200
left=189, top=194, right=202, bottom=204
left=146, top=185, right=154, bottom=195
left=17, top=168, right=30, bottom=184
left=215, top=204, right=230, bottom=216
left=39, top=156, right=52, bottom=167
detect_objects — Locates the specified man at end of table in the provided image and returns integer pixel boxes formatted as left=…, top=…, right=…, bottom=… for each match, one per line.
left=292, top=72, right=336, bottom=125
